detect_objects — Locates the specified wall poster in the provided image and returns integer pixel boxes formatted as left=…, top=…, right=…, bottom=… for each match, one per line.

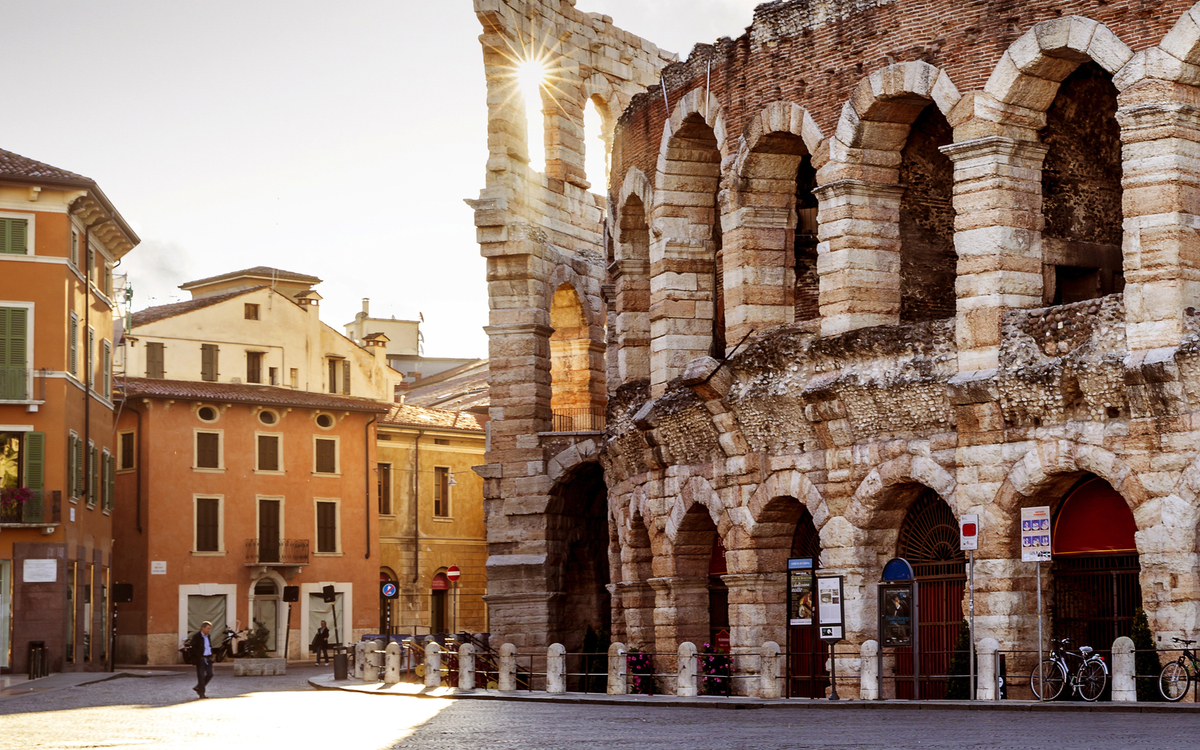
left=816, top=575, right=844, bottom=642
left=880, top=583, right=913, bottom=647
left=788, top=558, right=814, bottom=626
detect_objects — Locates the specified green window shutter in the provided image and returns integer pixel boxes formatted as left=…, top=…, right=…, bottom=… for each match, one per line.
left=90, top=446, right=99, bottom=504
left=0, top=307, right=28, bottom=399
left=70, top=232, right=78, bottom=266
left=0, top=218, right=27, bottom=255
left=23, top=432, right=44, bottom=522
left=67, top=435, right=76, bottom=498
left=75, top=438, right=84, bottom=497
left=69, top=314, right=78, bottom=377
left=105, top=455, right=115, bottom=511
left=102, top=342, right=111, bottom=396
left=87, top=328, right=95, bottom=388
left=342, top=360, right=351, bottom=395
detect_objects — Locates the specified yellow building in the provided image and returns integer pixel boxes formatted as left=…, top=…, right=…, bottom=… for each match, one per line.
left=376, top=403, right=487, bottom=637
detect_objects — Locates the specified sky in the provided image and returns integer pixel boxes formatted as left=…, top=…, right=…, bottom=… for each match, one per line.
left=0, top=1, right=761, bottom=359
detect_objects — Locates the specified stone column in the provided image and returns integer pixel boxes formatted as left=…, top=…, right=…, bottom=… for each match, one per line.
left=364, top=638, right=385, bottom=683
left=976, top=637, right=999, bottom=701
left=547, top=643, right=566, bottom=694
left=384, top=641, right=401, bottom=685
left=760, top=641, right=782, bottom=699
left=498, top=643, right=517, bottom=692
left=458, top=643, right=476, bottom=692
left=611, top=259, right=651, bottom=383
left=614, top=580, right=657, bottom=651
left=424, top=640, right=442, bottom=689
left=1111, top=636, right=1135, bottom=702
left=722, top=572, right=786, bottom=696
left=1117, top=89, right=1200, bottom=351
left=941, top=137, right=1048, bottom=371
left=813, top=180, right=905, bottom=336
left=721, top=204, right=795, bottom=349
left=860, top=639, right=880, bottom=700
left=607, top=642, right=628, bottom=695
left=649, top=577, right=709, bottom=674
left=676, top=641, right=698, bottom=697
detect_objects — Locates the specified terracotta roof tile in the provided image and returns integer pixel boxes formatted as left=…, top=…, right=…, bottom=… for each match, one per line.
left=380, top=403, right=484, bottom=432
left=406, top=359, right=489, bottom=413
left=131, top=286, right=267, bottom=326
left=181, top=266, right=322, bottom=289
left=0, top=148, right=90, bottom=184
left=117, top=377, right=389, bottom=413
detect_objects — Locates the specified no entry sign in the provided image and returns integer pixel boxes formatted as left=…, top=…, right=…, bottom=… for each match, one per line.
left=446, top=565, right=461, bottom=582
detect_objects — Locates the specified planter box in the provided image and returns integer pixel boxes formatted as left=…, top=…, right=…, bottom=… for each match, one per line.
left=233, top=658, right=287, bottom=676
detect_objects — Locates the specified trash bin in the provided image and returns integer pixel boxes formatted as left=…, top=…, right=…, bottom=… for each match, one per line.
left=333, top=651, right=349, bottom=680
left=28, top=641, right=47, bottom=680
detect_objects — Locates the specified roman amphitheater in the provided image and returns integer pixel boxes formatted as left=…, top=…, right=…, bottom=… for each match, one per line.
left=469, top=0, right=1200, bottom=697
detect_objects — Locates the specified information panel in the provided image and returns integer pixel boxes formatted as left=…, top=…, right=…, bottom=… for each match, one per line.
left=816, top=575, right=844, bottom=642
left=787, top=558, right=814, bottom=626
left=880, top=583, right=914, bottom=647
left=1021, top=506, right=1052, bottom=562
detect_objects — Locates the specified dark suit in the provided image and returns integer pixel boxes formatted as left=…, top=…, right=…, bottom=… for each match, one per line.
left=191, top=629, right=214, bottom=697
left=312, top=626, right=330, bottom=664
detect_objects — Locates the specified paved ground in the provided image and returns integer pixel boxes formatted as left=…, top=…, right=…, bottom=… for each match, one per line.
left=1, top=666, right=1196, bottom=749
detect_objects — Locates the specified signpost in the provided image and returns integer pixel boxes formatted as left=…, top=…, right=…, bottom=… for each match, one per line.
left=381, top=581, right=399, bottom=636
left=1021, top=506, right=1052, bottom=700
left=816, top=574, right=845, bottom=700
left=960, top=513, right=978, bottom=701
left=878, top=558, right=917, bottom=699
left=446, top=566, right=461, bottom=635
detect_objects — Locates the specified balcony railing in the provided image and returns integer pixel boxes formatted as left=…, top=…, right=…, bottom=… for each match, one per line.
left=244, top=538, right=309, bottom=566
left=550, top=406, right=606, bottom=432
left=0, top=367, right=29, bottom=400
left=0, top=490, right=61, bottom=525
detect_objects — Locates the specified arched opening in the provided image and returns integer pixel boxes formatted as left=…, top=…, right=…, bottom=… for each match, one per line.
left=786, top=506, right=829, bottom=698
left=583, top=96, right=608, bottom=194
left=651, top=112, right=721, bottom=390
left=251, top=577, right=280, bottom=655
left=549, top=283, right=604, bottom=431
left=518, top=59, right=547, bottom=173
left=1041, top=62, right=1124, bottom=305
left=895, top=488, right=965, bottom=699
left=708, top=537, right=729, bottom=648
left=615, top=509, right=655, bottom=648
left=380, top=569, right=397, bottom=636
left=431, top=572, right=450, bottom=635
left=615, top=194, right=651, bottom=384
left=898, top=104, right=956, bottom=322
left=667, top=502, right=723, bottom=656
left=795, top=156, right=820, bottom=322
left=547, top=463, right=610, bottom=659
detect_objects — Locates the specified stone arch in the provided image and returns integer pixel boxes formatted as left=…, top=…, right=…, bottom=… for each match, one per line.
left=844, top=453, right=958, bottom=531
left=549, top=279, right=605, bottom=431
left=648, top=88, right=729, bottom=394
left=545, top=265, right=602, bottom=329
left=545, top=461, right=611, bottom=652
left=818, top=62, right=961, bottom=333
left=612, top=168, right=653, bottom=384
left=663, top=475, right=727, bottom=546
left=983, top=16, right=1133, bottom=112
left=745, top=469, right=829, bottom=534
left=1157, top=4, right=1200, bottom=71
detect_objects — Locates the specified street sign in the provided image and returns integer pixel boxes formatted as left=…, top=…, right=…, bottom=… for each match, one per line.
left=446, top=565, right=461, bottom=582
left=1021, top=506, right=1052, bottom=562
left=960, top=513, right=979, bottom=551
left=380, top=581, right=398, bottom=599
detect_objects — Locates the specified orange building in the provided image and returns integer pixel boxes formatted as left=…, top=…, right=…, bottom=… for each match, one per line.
left=0, top=149, right=138, bottom=674
left=111, top=378, right=386, bottom=664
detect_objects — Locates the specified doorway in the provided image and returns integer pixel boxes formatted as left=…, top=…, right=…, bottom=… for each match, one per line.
left=251, top=578, right=280, bottom=654
left=431, top=573, right=449, bottom=635
left=786, top=508, right=828, bottom=698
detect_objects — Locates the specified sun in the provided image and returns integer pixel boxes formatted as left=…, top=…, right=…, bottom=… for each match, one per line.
left=516, top=59, right=547, bottom=95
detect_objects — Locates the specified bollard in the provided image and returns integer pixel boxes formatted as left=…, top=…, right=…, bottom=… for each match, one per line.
left=364, top=638, right=385, bottom=682
left=607, top=642, right=628, bottom=695
left=403, top=638, right=419, bottom=682
left=425, top=640, right=442, bottom=688
left=459, top=643, right=476, bottom=691
left=975, top=638, right=999, bottom=701
left=354, top=641, right=367, bottom=680
left=1112, top=636, right=1135, bottom=702
left=859, top=640, right=879, bottom=700
left=498, top=643, right=517, bottom=691
left=760, top=641, right=781, bottom=699
left=547, top=643, right=567, bottom=694
left=384, top=641, right=402, bottom=685
left=677, top=642, right=697, bottom=697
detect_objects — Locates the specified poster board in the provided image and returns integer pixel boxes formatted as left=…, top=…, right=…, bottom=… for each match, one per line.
left=816, top=575, right=844, bottom=642
left=879, top=583, right=914, bottom=647
left=1021, top=506, right=1052, bottom=562
left=787, top=558, right=814, bottom=626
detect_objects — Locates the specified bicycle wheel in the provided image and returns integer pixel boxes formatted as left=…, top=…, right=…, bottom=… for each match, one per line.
left=1030, top=659, right=1066, bottom=701
left=1159, top=661, right=1190, bottom=702
left=1077, top=660, right=1107, bottom=702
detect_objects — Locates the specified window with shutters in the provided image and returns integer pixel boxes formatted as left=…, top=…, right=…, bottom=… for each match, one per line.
left=101, top=451, right=114, bottom=512
left=269, top=367, right=279, bottom=386
left=314, top=437, right=337, bottom=474
left=434, top=466, right=450, bottom=517
left=68, top=312, right=78, bottom=379
left=118, top=431, right=135, bottom=471
left=68, top=433, right=83, bottom=499
left=145, top=342, right=165, bottom=379
left=70, top=230, right=78, bottom=267
left=246, top=352, right=263, bottom=384
left=342, top=360, right=351, bottom=395
left=1, top=431, right=44, bottom=521
left=244, top=304, right=259, bottom=321
left=87, top=328, right=95, bottom=388
left=102, top=341, right=111, bottom=397
left=200, top=344, right=219, bottom=382
left=0, top=218, right=28, bottom=255
left=327, top=358, right=339, bottom=394
left=256, top=434, right=281, bottom=473
left=0, top=432, right=23, bottom=489
left=195, top=496, right=222, bottom=553
left=378, top=463, right=392, bottom=515
left=195, top=431, right=222, bottom=470
left=315, top=499, right=339, bottom=553
left=88, top=442, right=98, bottom=507
left=0, top=306, right=29, bottom=400
left=104, top=263, right=112, bottom=298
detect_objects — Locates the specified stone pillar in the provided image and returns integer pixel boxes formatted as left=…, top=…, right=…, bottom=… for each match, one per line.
left=424, top=640, right=442, bottom=689
left=547, top=643, right=566, bottom=694
left=976, top=637, right=1000, bottom=701
left=403, top=638, right=419, bottom=682
left=1117, top=89, right=1200, bottom=351
left=649, top=577, right=709, bottom=676
left=611, top=259, right=651, bottom=383
left=676, top=641, right=698, bottom=697
left=722, top=204, right=795, bottom=349
left=941, top=137, right=1048, bottom=371
left=364, top=638, right=385, bottom=683
left=607, top=642, right=628, bottom=695
left=383, top=641, right=401, bottom=685
left=1111, top=636, right=1136, bottom=702
left=813, top=180, right=905, bottom=336
left=498, top=643, right=517, bottom=692
left=722, top=572, right=786, bottom=696
left=458, top=643, right=476, bottom=692
left=354, top=641, right=367, bottom=680
left=615, top=581, right=656, bottom=650
left=760, top=641, right=782, bottom=699
left=860, top=639, right=880, bottom=700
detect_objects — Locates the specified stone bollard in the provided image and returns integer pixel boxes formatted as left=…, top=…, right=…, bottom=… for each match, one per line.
left=354, top=641, right=367, bottom=680
left=760, top=641, right=782, bottom=699
left=547, top=643, right=567, bottom=694
left=384, top=641, right=402, bottom=685
left=498, top=643, right=517, bottom=692
left=607, top=642, right=628, bottom=695
left=677, top=642, right=698, bottom=697
left=364, top=638, right=385, bottom=682
left=976, top=638, right=999, bottom=700
left=1112, top=636, right=1136, bottom=702
left=403, top=639, right=419, bottom=681
left=459, top=643, right=476, bottom=691
left=860, top=640, right=879, bottom=700
left=425, top=640, right=442, bottom=688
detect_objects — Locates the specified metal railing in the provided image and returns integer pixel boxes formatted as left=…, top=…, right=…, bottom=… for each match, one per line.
left=0, top=490, right=60, bottom=525
left=550, top=407, right=606, bottom=432
left=243, top=538, right=309, bottom=565
left=0, top=366, right=29, bottom=400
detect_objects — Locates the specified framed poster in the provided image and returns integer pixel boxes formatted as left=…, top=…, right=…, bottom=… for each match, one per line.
left=1021, top=506, right=1052, bottom=562
left=880, top=583, right=913, bottom=647
left=816, top=575, right=844, bottom=642
left=788, top=558, right=814, bottom=626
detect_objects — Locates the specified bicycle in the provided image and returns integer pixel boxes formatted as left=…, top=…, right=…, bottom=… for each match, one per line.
left=1030, top=637, right=1108, bottom=701
left=1158, top=637, right=1198, bottom=701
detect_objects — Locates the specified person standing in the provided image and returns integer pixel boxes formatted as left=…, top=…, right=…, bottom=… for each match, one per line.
left=312, top=620, right=330, bottom=665
left=191, top=621, right=214, bottom=698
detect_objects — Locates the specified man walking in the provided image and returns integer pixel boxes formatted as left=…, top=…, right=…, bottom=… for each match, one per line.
left=312, top=620, right=330, bottom=665
left=191, top=621, right=214, bottom=699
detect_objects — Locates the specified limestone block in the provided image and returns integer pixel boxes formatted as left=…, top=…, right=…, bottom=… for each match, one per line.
left=425, top=640, right=442, bottom=688
left=1158, top=8, right=1200, bottom=68
left=1111, top=636, right=1136, bottom=702
left=498, top=643, right=518, bottom=691
left=860, top=639, right=880, bottom=700
left=976, top=637, right=1000, bottom=700
left=676, top=641, right=698, bottom=697
left=459, top=643, right=476, bottom=691
left=547, top=643, right=567, bottom=694
left=607, top=642, right=628, bottom=695
left=985, top=52, right=1061, bottom=111
left=233, top=658, right=286, bottom=677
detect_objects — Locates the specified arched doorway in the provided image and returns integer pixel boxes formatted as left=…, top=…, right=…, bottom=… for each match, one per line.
left=895, top=488, right=965, bottom=699
left=1051, top=476, right=1141, bottom=652
left=250, top=577, right=281, bottom=656
left=786, top=507, right=829, bottom=698
left=431, top=572, right=450, bottom=635
left=708, top=538, right=729, bottom=649
left=547, top=463, right=610, bottom=655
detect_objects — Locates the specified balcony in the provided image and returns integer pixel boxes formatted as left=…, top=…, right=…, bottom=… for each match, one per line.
left=0, top=489, right=61, bottom=528
left=550, top=406, right=606, bottom=433
left=244, top=538, right=309, bottom=566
